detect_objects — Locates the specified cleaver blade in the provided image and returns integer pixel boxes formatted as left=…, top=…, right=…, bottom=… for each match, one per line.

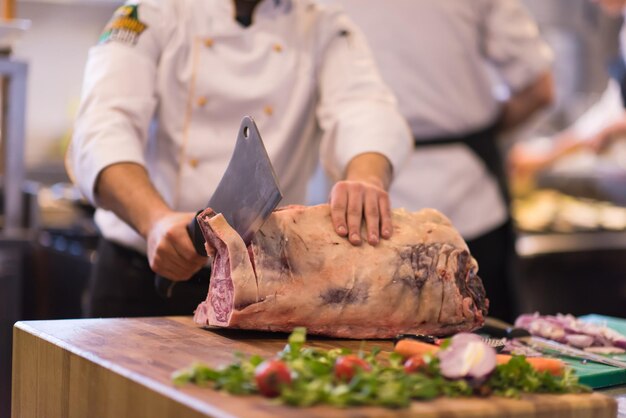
left=209, top=116, right=282, bottom=245
left=155, top=116, right=282, bottom=298
left=189, top=115, right=283, bottom=253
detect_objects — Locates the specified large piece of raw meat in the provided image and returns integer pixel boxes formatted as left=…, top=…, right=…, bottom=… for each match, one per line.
left=193, top=205, right=488, bottom=339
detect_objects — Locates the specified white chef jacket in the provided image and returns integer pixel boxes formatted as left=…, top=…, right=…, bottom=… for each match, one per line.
left=328, top=0, right=553, bottom=239
left=569, top=17, right=626, bottom=139
left=571, top=79, right=624, bottom=139
left=67, top=0, right=411, bottom=253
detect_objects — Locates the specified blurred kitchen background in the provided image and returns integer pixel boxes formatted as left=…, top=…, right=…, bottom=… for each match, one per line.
left=0, top=0, right=626, bottom=416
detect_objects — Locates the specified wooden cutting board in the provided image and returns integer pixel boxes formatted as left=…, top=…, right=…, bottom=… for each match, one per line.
left=11, top=317, right=617, bottom=418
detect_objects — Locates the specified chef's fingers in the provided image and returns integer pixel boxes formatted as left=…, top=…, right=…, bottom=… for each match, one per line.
left=150, top=244, right=195, bottom=281
left=329, top=182, right=349, bottom=237
left=363, top=188, right=380, bottom=246
left=176, top=231, right=209, bottom=264
left=152, top=238, right=203, bottom=281
left=146, top=211, right=206, bottom=280
left=379, top=193, right=393, bottom=239
left=159, top=262, right=200, bottom=281
left=172, top=239, right=207, bottom=271
left=346, top=184, right=364, bottom=246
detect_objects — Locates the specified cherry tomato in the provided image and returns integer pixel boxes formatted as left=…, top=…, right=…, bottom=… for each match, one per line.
left=334, top=355, right=372, bottom=381
left=254, top=359, right=292, bottom=398
left=403, top=355, right=428, bottom=374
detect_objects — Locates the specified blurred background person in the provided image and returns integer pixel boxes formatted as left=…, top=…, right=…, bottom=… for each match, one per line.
left=510, top=0, right=626, bottom=180
left=322, top=0, right=555, bottom=321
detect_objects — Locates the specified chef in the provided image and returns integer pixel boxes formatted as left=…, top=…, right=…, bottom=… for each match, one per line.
left=66, top=0, right=412, bottom=318
left=510, top=0, right=626, bottom=177
left=326, top=0, right=555, bottom=321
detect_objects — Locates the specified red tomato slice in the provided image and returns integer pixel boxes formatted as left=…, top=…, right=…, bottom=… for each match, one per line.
left=254, top=359, right=292, bottom=398
left=334, top=354, right=372, bottom=381
left=403, top=355, right=428, bottom=374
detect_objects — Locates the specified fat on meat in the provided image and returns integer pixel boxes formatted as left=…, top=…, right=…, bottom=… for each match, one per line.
left=193, top=204, right=488, bottom=339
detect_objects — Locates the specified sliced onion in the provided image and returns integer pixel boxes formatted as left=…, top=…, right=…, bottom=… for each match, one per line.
left=502, top=339, right=543, bottom=357
left=529, top=318, right=566, bottom=341
left=612, top=340, right=626, bottom=350
left=438, top=333, right=497, bottom=380
left=565, top=334, right=594, bottom=348
left=515, top=312, right=626, bottom=351
left=514, top=312, right=541, bottom=329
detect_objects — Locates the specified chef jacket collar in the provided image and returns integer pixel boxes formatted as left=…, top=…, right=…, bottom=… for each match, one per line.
left=257, top=0, right=293, bottom=17
left=221, top=0, right=292, bottom=21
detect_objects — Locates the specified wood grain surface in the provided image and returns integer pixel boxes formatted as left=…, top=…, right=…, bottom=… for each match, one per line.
left=11, top=317, right=618, bottom=418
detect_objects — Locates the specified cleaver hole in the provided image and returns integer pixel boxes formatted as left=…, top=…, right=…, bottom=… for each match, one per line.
left=243, top=126, right=250, bottom=139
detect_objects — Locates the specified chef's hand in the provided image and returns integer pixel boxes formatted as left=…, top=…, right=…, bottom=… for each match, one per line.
left=507, top=133, right=586, bottom=179
left=94, top=163, right=210, bottom=279
left=587, top=116, right=626, bottom=152
left=507, top=142, right=554, bottom=178
left=329, top=153, right=393, bottom=247
left=146, top=211, right=208, bottom=281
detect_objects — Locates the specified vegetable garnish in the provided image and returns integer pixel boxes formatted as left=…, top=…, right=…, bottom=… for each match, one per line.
left=438, top=334, right=497, bottom=380
left=172, top=328, right=590, bottom=408
left=255, top=359, right=292, bottom=398
left=334, top=354, right=372, bottom=381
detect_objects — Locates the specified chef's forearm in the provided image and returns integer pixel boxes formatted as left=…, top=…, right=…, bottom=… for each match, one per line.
left=500, top=71, right=555, bottom=131
left=94, top=162, right=171, bottom=238
left=344, top=152, right=393, bottom=190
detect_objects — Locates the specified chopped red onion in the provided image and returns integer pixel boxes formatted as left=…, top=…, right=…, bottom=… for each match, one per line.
left=438, top=333, right=497, bottom=380
left=565, top=334, right=594, bottom=348
left=502, top=339, right=543, bottom=357
left=515, top=312, right=626, bottom=352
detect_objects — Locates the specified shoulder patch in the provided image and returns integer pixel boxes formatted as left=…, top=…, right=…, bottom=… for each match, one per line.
left=99, top=5, right=147, bottom=46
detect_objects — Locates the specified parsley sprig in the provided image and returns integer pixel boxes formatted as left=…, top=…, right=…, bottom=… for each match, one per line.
left=172, top=328, right=590, bottom=408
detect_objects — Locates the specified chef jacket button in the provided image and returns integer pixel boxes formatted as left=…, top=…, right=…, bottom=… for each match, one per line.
left=196, top=96, right=208, bottom=107
left=273, top=43, right=283, bottom=53
left=204, top=38, right=214, bottom=48
left=264, top=105, right=274, bottom=116
left=189, top=158, right=199, bottom=168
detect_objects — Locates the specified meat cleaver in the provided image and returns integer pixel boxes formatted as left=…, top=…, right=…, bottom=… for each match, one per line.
left=155, top=116, right=283, bottom=298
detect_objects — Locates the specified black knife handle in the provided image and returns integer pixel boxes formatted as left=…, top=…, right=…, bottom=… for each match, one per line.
left=154, top=274, right=177, bottom=299
left=154, top=214, right=206, bottom=299
left=478, top=317, right=531, bottom=339
left=188, top=210, right=208, bottom=257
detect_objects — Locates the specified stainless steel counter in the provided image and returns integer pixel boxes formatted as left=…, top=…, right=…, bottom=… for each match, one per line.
left=517, top=231, right=626, bottom=257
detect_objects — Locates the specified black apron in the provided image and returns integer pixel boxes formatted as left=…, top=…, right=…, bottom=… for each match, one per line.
left=608, top=56, right=626, bottom=108
left=414, top=117, right=517, bottom=321
left=413, top=115, right=510, bottom=209
left=85, top=239, right=210, bottom=318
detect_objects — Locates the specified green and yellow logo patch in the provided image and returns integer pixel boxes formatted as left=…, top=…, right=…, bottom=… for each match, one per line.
left=99, top=5, right=147, bottom=46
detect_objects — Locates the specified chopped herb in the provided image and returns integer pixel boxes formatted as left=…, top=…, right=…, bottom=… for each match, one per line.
left=488, top=355, right=591, bottom=397
left=172, top=329, right=590, bottom=408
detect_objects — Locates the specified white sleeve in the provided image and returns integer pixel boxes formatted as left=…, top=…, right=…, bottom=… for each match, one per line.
left=66, top=0, right=171, bottom=205
left=571, top=79, right=626, bottom=139
left=482, top=0, right=554, bottom=93
left=315, top=9, right=411, bottom=181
